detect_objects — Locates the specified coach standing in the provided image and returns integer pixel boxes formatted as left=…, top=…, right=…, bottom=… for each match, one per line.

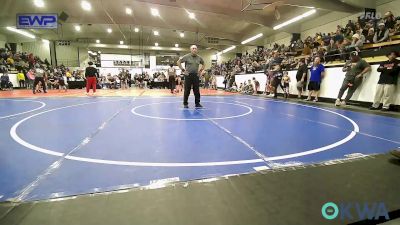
left=85, top=62, right=98, bottom=95
left=177, top=45, right=205, bottom=108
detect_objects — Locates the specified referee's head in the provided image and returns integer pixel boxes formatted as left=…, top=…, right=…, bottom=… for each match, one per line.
left=190, top=45, right=198, bottom=55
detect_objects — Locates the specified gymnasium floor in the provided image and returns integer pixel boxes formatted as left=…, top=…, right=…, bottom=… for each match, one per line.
left=1, top=88, right=399, bottom=205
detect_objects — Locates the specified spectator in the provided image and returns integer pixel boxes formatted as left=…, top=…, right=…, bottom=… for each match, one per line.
left=365, top=28, right=375, bottom=44
left=302, top=43, right=311, bottom=55
left=306, top=56, right=325, bottom=102
left=270, top=64, right=284, bottom=98
left=252, top=77, right=260, bottom=95
left=348, top=33, right=364, bottom=52
left=374, top=23, right=389, bottom=43
left=32, top=64, right=47, bottom=94
left=0, top=73, right=11, bottom=90
left=370, top=51, right=400, bottom=111
left=17, top=70, right=25, bottom=88
left=335, top=51, right=371, bottom=106
left=296, top=59, right=308, bottom=99
left=282, top=71, right=291, bottom=99
left=384, top=11, right=397, bottom=35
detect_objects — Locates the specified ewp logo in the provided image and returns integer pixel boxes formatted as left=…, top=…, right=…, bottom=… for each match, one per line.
left=17, top=14, right=58, bottom=29
left=322, top=202, right=390, bottom=221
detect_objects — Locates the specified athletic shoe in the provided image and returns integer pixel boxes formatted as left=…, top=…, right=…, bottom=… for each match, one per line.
left=305, top=98, right=311, bottom=101
left=335, top=99, right=341, bottom=106
left=313, top=98, right=319, bottom=102
left=390, top=149, right=400, bottom=158
left=183, top=104, right=189, bottom=109
left=341, top=101, right=347, bottom=106
left=381, top=108, right=389, bottom=112
left=195, top=104, right=203, bottom=108
left=369, top=106, right=379, bottom=110
left=33, top=91, right=36, bottom=94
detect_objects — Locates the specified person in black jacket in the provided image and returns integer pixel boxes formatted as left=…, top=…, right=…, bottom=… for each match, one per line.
left=85, top=62, right=98, bottom=95
left=370, top=51, right=400, bottom=111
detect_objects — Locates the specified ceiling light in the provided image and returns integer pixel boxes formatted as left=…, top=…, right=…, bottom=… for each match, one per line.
left=175, top=44, right=179, bottom=48
left=155, top=42, right=159, bottom=46
left=107, top=28, right=112, bottom=33
left=96, top=39, right=100, bottom=43
left=75, top=25, right=81, bottom=31
left=153, top=30, right=159, bottom=36
left=98, top=51, right=101, bottom=54
left=151, top=8, right=159, bottom=16
left=125, top=8, right=132, bottom=15
left=118, top=45, right=128, bottom=49
left=180, top=32, right=184, bottom=38
left=120, top=40, right=124, bottom=45
left=42, top=39, right=50, bottom=44
left=222, top=46, right=236, bottom=53
left=33, top=0, right=44, bottom=8
left=241, top=33, right=263, bottom=44
left=273, top=9, right=316, bottom=30
left=81, top=1, right=92, bottom=11
left=6, top=27, right=36, bottom=39
left=188, top=12, right=195, bottom=19
left=134, top=27, right=139, bottom=32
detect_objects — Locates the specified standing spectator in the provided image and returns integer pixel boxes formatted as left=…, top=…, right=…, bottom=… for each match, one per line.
left=296, top=59, right=308, bottom=99
left=32, top=65, right=47, bottom=94
left=374, top=23, right=390, bottom=43
left=271, top=64, right=284, bottom=98
left=167, top=64, right=176, bottom=93
left=384, top=11, right=397, bottom=35
left=335, top=51, right=371, bottom=106
left=306, top=56, right=325, bottom=102
left=252, top=77, right=260, bottom=95
left=85, top=62, right=98, bottom=95
left=370, top=51, right=400, bottom=111
left=282, top=71, right=291, bottom=99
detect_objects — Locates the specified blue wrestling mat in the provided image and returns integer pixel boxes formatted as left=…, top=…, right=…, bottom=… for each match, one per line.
left=0, top=96, right=399, bottom=202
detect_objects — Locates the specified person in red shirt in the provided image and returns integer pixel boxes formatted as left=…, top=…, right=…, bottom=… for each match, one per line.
left=85, top=62, right=98, bottom=95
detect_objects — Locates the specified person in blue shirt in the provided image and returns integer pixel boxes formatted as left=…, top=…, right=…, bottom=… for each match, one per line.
left=306, top=56, right=325, bottom=102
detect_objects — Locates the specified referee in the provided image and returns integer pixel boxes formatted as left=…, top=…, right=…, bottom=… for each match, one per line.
left=177, top=45, right=205, bottom=108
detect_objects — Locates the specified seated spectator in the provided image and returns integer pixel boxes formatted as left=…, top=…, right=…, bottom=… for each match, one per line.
left=302, top=43, right=311, bottom=55
left=374, top=23, right=390, bottom=43
left=365, top=28, right=375, bottom=44
left=0, top=73, right=12, bottom=90
left=348, top=33, right=364, bottom=52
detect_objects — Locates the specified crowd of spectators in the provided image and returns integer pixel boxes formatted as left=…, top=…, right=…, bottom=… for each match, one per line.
left=217, top=11, right=400, bottom=97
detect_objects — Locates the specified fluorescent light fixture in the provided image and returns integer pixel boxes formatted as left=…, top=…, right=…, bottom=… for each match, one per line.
left=134, top=27, right=139, bottom=32
left=175, top=44, right=179, bottom=48
left=98, top=51, right=101, bottom=54
left=125, top=8, right=132, bottom=15
left=241, top=33, right=263, bottom=44
left=180, top=32, right=184, bottom=38
left=273, top=9, right=316, bottom=30
left=107, top=28, right=112, bottom=33
left=118, top=45, right=128, bottom=49
left=120, top=40, right=124, bottom=45
left=155, top=42, right=159, bottom=46
left=152, top=46, right=161, bottom=50
left=42, top=39, right=50, bottom=44
left=75, top=25, right=81, bottom=31
left=33, top=0, right=44, bottom=8
left=81, top=1, right=91, bottom=11
left=6, top=27, right=36, bottom=39
left=96, top=39, right=100, bottom=43
left=222, top=45, right=236, bottom=53
left=151, top=8, right=159, bottom=16
left=95, top=44, right=106, bottom=47
left=188, top=12, right=195, bottom=19
left=153, top=30, right=159, bottom=36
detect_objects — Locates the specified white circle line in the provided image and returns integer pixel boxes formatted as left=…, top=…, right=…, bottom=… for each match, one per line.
left=0, top=99, right=46, bottom=119
left=131, top=101, right=253, bottom=121
left=9, top=96, right=359, bottom=167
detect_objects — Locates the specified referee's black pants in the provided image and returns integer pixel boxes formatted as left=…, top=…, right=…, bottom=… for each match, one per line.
left=183, top=73, right=200, bottom=105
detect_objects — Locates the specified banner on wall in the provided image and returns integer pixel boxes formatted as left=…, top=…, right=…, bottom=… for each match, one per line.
left=16, top=13, right=58, bottom=29
left=113, top=60, right=142, bottom=67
